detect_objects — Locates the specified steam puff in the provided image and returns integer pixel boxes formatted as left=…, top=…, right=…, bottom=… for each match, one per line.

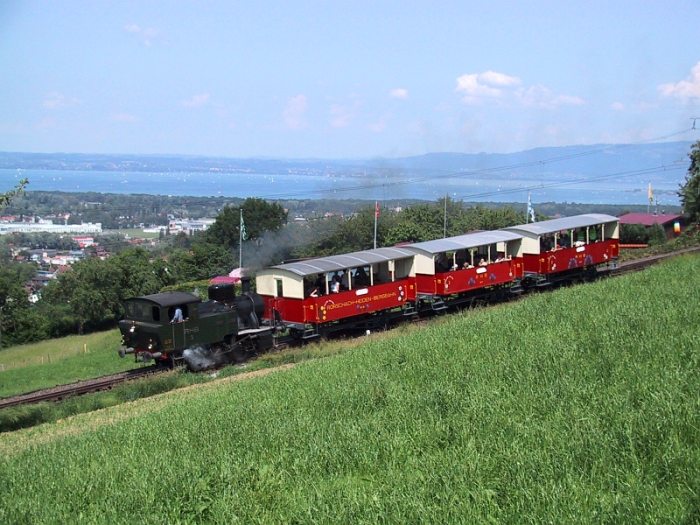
left=183, top=346, right=226, bottom=371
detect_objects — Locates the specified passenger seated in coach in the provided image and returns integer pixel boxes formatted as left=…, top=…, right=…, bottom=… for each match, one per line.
left=314, top=275, right=325, bottom=294
left=330, top=276, right=341, bottom=294
left=341, top=271, right=350, bottom=290
left=463, top=261, right=474, bottom=269
left=478, top=258, right=488, bottom=267
left=354, top=266, right=369, bottom=286
left=494, top=253, right=505, bottom=263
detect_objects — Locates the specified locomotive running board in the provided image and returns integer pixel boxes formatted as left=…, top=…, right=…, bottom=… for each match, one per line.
left=238, top=326, right=274, bottom=336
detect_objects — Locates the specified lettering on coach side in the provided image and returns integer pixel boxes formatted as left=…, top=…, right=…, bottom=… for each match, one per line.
left=324, top=291, right=399, bottom=311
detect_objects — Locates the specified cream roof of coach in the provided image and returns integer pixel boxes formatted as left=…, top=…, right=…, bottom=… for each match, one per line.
left=504, top=214, right=619, bottom=237
left=402, top=230, right=524, bottom=275
left=504, top=214, right=619, bottom=254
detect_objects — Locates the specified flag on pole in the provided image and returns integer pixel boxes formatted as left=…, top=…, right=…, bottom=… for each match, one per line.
left=527, top=192, right=536, bottom=223
left=373, top=201, right=379, bottom=249
left=240, top=209, right=247, bottom=241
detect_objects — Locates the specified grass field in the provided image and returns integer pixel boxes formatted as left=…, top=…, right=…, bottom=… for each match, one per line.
left=0, top=255, right=698, bottom=523
left=0, top=330, right=143, bottom=397
left=105, top=228, right=161, bottom=239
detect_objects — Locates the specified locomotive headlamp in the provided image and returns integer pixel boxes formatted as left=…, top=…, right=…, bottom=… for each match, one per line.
left=129, top=325, right=136, bottom=333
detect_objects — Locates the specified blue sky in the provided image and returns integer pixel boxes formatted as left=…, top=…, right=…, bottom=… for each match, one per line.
left=1, top=1, right=699, bottom=158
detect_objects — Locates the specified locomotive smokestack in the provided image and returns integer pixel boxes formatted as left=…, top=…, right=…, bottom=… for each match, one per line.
left=241, top=269, right=252, bottom=293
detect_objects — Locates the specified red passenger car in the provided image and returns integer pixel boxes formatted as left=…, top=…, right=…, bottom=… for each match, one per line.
left=504, top=213, right=619, bottom=286
left=403, top=230, right=525, bottom=308
left=255, top=247, right=417, bottom=338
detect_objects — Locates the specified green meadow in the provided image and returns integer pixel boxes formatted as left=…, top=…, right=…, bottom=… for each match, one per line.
left=0, top=330, right=143, bottom=398
left=0, top=255, right=698, bottom=523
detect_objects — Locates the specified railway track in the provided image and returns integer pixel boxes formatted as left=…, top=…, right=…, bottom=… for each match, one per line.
left=2, top=244, right=698, bottom=412
left=611, top=245, right=700, bottom=275
left=0, top=366, right=163, bottom=410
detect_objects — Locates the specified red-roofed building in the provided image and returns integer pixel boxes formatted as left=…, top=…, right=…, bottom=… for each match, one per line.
left=618, top=213, right=685, bottom=239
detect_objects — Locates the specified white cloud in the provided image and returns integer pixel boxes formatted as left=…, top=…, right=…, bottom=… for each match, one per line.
left=43, top=92, right=78, bottom=110
left=124, top=23, right=159, bottom=46
left=456, top=70, right=584, bottom=109
left=181, top=93, right=210, bottom=108
left=477, top=71, right=521, bottom=87
left=658, top=61, right=700, bottom=100
left=610, top=101, right=625, bottom=111
left=389, top=88, right=409, bottom=100
left=455, top=70, right=521, bottom=103
left=283, top=94, right=308, bottom=130
left=112, top=113, right=139, bottom=123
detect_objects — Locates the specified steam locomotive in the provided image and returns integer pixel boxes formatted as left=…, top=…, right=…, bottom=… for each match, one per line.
left=118, top=213, right=619, bottom=369
left=118, top=279, right=273, bottom=370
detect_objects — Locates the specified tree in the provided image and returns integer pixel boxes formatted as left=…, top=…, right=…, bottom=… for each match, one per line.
left=0, top=178, right=28, bottom=210
left=679, top=140, right=700, bottom=224
left=385, top=203, right=444, bottom=245
left=42, top=258, right=119, bottom=334
left=206, top=198, right=287, bottom=248
left=0, top=262, right=47, bottom=347
left=109, top=248, right=167, bottom=309
left=167, top=242, right=235, bottom=282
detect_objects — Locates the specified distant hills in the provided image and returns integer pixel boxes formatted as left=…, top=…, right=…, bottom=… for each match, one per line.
left=0, top=142, right=692, bottom=176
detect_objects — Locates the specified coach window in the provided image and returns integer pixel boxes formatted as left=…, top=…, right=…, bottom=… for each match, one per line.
left=275, top=278, right=284, bottom=298
left=152, top=306, right=160, bottom=322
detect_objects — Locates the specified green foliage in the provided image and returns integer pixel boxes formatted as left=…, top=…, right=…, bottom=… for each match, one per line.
left=620, top=223, right=650, bottom=244
left=0, top=178, right=28, bottom=210
left=647, top=224, right=667, bottom=246
left=206, top=198, right=287, bottom=249
left=41, top=257, right=118, bottom=333
left=0, top=262, right=44, bottom=348
left=1, top=256, right=698, bottom=523
left=161, top=279, right=213, bottom=299
left=167, top=242, right=235, bottom=281
left=385, top=203, right=445, bottom=244
left=679, top=140, right=700, bottom=223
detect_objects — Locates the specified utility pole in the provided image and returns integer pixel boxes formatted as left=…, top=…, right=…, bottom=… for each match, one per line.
left=443, top=193, right=448, bottom=237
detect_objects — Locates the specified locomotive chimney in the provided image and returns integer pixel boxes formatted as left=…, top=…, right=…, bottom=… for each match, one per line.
left=240, top=269, right=252, bottom=293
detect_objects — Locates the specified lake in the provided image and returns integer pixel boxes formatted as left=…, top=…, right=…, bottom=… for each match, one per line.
left=0, top=167, right=683, bottom=206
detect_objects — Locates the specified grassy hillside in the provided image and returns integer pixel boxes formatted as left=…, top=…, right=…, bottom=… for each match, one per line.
left=0, top=330, right=143, bottom=398
left=0, top=255, right=698, bottom=523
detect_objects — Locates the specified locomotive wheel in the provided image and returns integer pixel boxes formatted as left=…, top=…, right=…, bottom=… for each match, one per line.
left=228, top=342, right=249, bottom=364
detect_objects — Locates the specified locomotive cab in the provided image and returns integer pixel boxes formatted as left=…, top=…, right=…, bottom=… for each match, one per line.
left=119, top=291, right=238, bottom=366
